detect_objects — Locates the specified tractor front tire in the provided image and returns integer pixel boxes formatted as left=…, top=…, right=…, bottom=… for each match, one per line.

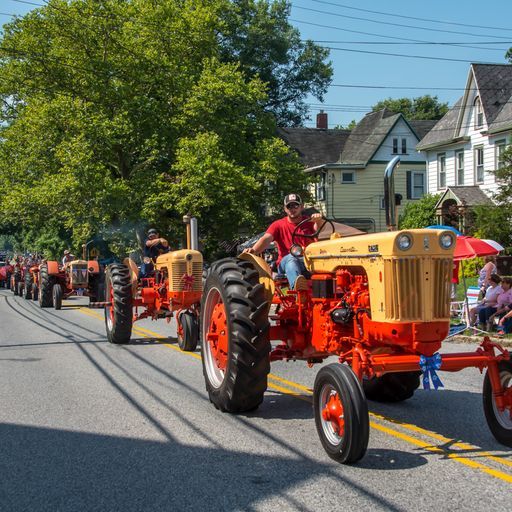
left=314, top=363, right=369, bottom=464
left=363, top=371, right=421, bottom=403
left=31, top=283, right=39, bottom=301
left=201, top=258, right=271, bottom=413
left=17, top=281, right=24, bottom=297
left=53, top=284, right=63, bottom=310
left=177, top=311, right=199, bottom=352
left=105, top=264, right=133, bottom=344
left=23, top=274, right=32, bottom=300
left=483, top=359, right=512, bottom=447
left=38, top=266, right=54, bottom=308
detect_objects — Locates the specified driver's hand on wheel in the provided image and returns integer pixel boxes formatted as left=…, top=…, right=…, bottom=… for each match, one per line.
left=310, top=213, right=323, bottom=221
left=242, top=247, right=255, bottom=254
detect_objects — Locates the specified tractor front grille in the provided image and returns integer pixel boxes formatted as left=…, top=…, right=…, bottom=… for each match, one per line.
left=384, top=257, right=451, bottom=321
left=71, top=266, right=88, bottom=286
left=170, top=261, right=202, bottom=292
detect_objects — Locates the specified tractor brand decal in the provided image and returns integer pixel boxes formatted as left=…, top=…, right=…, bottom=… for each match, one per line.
left=423, top=236, right=430, bottom=250
left=368, top=244, right=379, bottom=253
left=339, top=246, right=357, bottom=253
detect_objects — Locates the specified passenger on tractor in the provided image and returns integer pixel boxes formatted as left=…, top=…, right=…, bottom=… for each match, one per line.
left=243, top=193, right=321, bottom=290
left=62, top=250, right=74, bottom=267
left=140, top=228, right=170, bottom=278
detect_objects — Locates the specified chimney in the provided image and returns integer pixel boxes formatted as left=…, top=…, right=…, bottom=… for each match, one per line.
left=316, top=110, right=328, bottom=129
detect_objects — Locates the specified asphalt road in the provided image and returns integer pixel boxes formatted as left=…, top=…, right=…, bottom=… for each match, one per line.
left=1, top=289, right=511, bottom=511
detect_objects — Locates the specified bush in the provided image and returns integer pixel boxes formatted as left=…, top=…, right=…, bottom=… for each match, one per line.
left=398, top=193, right=441, bottom=229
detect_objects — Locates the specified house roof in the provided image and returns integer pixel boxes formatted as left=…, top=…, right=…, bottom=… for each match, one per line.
left=339, top=109, right=399, bottom=165
left=409, top=120, right=438, bottom=140
left=435, top=186, right=493, bottom=209
left=417, top=64, right=512, bottom=149
left=277, top=127, right=350, bottom=168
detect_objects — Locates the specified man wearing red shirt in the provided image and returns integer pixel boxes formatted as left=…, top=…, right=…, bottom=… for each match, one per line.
left=243, top=193, right=321, bottom=289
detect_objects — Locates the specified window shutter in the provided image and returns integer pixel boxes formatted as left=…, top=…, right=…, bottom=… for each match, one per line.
left=406, top=171, right=412, bottom=199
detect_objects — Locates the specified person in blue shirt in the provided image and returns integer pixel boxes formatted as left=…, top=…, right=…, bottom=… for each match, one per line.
left=140, top=228, right=170, bottom=277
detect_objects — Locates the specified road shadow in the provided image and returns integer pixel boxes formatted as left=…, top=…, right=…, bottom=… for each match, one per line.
left=357, top=448, right=428, bottom=470
left=0, top=422, right=408, bottom=512
left=368, top=388, right=512, bottom=455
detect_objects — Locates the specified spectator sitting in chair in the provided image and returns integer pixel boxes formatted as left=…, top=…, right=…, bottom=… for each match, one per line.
left=469, top=274, right=502, bottom=326
left=140, top=228, right=170, bottom=278
left=479, top=277, right=512, bottom=331
left=477, top=256, right=497, bottom=298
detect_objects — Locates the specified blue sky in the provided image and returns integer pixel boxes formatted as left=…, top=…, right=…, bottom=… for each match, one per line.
left=2, top=0, right=512, bottom=128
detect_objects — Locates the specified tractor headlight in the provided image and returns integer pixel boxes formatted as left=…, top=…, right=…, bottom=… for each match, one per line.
left=396, top=233, right=413, bottom=251
left=290, top=244, right=304, bottom=258
left=439, top=233, right=454, bottom=249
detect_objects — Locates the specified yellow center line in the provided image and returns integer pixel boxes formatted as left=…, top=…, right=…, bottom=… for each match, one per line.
left=77, top=307, right=512, bottom=483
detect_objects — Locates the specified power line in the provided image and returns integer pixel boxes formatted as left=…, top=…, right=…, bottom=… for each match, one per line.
left=8, top=0, right=43, bottom=6
left=293, top=4, right=512, bottom=40
left=309, top=0, right=512, bottom=33
left=309, top=40, right=509, bottom=51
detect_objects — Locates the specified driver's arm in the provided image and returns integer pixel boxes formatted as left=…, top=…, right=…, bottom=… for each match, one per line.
left=244, top=233, right=274, bottom=255
left=146, top=238, right=167, bottom=248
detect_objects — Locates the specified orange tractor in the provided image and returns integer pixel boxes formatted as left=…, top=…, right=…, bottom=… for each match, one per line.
left=200, top=157, right=512, bottom=463
left=38, top=250, right=104, bottom=309
left=102, top=216, right=203, bottom=351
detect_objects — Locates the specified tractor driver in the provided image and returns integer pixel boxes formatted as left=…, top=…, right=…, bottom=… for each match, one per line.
left=140, top=228, right=170, bottom=277
left=62, top=250, right=74, bottom=267
left=243, top=193, right=321, bottom=290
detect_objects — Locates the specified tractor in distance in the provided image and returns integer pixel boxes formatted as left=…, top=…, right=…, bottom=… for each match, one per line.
left=38, top=246, right=104, bottom=309
left=102, top=216, right=203, bottom=352
left=200, top=156, right=512, bottom=464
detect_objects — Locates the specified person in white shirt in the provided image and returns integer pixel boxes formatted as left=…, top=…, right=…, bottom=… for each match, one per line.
left=469, top=274, right=502, bottom=326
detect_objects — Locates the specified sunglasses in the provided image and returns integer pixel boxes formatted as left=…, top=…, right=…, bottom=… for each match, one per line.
left=286, top=203, right=300, bottom=209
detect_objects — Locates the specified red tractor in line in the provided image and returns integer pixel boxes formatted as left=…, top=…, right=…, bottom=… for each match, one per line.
left=38, top=250, right=104, bottom=309
left=103, top=216, right=202, bottom=352
left=200, top=157, right=512, bottom=464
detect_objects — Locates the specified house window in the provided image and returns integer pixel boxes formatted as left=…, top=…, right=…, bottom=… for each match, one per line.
left=407, top=171, right=425, bottom=199
left=341, top=171, right=355, bottom=184
left=475, top=146, right=484, bottom=183
left=412, top=171, right=425, bottom=198
left=437, top=153, right=446, bottom=189
left=496, top=140, right=507, bottom=170
left=474, top=97, right=483, bottom=128
left=315, top=172, right=326, bottom=201
left=392, top=138, right=398, bottom=154
left=456, top=150, right=464, bottom=185
left=401, top=138, right=407, bottom=154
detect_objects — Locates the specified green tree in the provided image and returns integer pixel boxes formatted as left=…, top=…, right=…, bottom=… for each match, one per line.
left=0, top=0, right=312, bottom=257
left=220, top=0, right=332, bottom=126
left=372, top=95, right=449, bottom=120
left=398, top=193, right=441, bottom=229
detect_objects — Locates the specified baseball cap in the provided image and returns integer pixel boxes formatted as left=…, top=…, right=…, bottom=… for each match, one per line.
left=147, top=228, right=158, bottom=235
left=284, top=193, right=303, bottom=207
left=64, top=250, right=70, bottom=255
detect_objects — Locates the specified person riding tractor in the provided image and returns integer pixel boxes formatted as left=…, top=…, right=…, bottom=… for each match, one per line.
left=62, top=250, right=74, bottom=267
left=243, top=193, right=321, bottom=290
left=140, top=228, right=170, bottom=278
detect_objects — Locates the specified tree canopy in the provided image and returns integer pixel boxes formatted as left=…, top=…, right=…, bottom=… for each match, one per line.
left=0, top=0, right=330, bottom=257
left=372, top=95, right=449, bottom=120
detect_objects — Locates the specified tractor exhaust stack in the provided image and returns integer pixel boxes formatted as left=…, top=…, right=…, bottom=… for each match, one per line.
left=384, top=156, right=400, bottom=231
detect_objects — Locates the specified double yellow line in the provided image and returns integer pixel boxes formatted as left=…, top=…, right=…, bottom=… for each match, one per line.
left=79, top=307, right=512, bottom=484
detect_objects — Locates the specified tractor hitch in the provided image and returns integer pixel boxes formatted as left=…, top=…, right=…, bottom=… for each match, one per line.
left=89, top=301, right=111, bottom=309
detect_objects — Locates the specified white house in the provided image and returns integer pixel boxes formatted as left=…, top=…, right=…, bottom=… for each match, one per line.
left=417, top=63, right=512, bottom=230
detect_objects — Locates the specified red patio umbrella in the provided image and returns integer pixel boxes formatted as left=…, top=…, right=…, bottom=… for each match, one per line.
left=453, top=236, right=503, bottom=261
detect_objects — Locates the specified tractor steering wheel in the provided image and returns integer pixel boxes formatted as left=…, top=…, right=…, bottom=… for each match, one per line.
left=291, top=215, right=335, bottom=247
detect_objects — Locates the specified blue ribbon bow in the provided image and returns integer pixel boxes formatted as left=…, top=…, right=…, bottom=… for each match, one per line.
left=419, top=353, right=444, bottom=390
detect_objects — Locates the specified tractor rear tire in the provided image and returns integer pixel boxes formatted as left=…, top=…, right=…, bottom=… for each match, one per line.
left=105, top=264, right=133, bottom=344
left=201, top=258, right=271, bottom=413
left=38, top=266, right=54, bottom=308
left=12, top=274, right=20, bottom=295
left=31, top=283, right=39, bottom=301
left=483, top=358, right=512, bottom=447
left=53, top=284, right=63, bottom=310
left=177, top=311, right=199, bottom=352
left=363, top=371, right=421, bottom=403
left=314, top=363, right=369, bottom=464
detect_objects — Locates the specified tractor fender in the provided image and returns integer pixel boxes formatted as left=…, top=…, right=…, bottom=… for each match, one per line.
left=87, top=260, right=100, bottom=274
left=122, top=257, right=139, bottom=298
left=238, top=253, right=275, bottom=305
left=46, top=261, right=60, bottom=275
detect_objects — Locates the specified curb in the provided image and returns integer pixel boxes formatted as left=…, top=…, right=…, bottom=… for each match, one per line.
left=450, top=334, right=512, bottom=348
